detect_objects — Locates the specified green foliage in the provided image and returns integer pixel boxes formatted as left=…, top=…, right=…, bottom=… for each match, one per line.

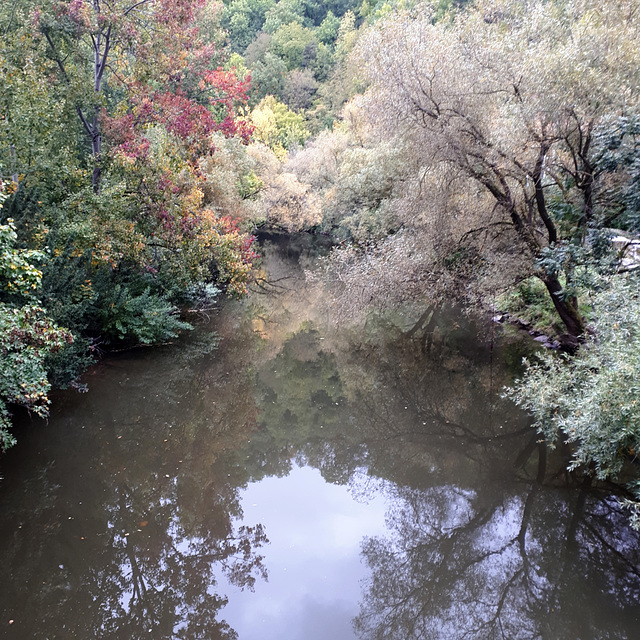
left=498, top=268, right=601, bottom=337
left=238, top=171, right=264, bottom=199
left=225, top=52, right=250, bottom=81
left=316, top=11, right=341, bottom=43
left=507, top=273, right=640, bottom=519
left=309, top=41, right=334, bottom=82
left=223, top=0, right=276, bottom=52
left=270, top=22, right=318, bottom=70
left=334, top=10, right=359, bottom=62
left=0, top=209, right=72, bottom=449
left=98, top=285, right=192, bottom=345
left=593, top=114, right=640, bottom=233
left=314, top=139, right=404, bottom=241
left=536, top=243, right=583, bottom=282
left=0, top=304, right=71, bottom=449
left=430, top=0, right=470, bottom=23
left=0, top=220, right=44, bottom=298
left=233, top=0, right=365, bottom=115
left=0, top=0, right=261, bottom=444
left=263, top=0, right=306, bottom=34
left=247, top=50, right=287, bottom=103
left=497, top=277, right=565, bottom=335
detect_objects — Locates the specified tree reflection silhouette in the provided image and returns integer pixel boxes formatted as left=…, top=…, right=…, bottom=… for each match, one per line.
left=316, top=319, right=640, bottom=639
left=247, top=311, right=640, bottom=640
left=0, top=331, right=268, bottom=640
left=354, top=464, right=640, bottom=639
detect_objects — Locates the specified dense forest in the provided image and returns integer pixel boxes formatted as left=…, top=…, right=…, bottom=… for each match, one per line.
left=2, top=0, right=640, bottom=519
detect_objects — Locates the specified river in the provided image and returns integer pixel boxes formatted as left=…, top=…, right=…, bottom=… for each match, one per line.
left=1, top=233, right=639, bottom=639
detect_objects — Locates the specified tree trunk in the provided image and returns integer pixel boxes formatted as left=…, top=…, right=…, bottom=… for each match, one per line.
left=577, top=155, right=594, bottom=237
left=91, top=20, right=109, bottom=194
left=91, top=106, right=101, bottom=193
left=541, top=275, right=585, bottom=339
left=532, top=142, right=557, bottom=245
left=570, top=117, right=595, bottom=237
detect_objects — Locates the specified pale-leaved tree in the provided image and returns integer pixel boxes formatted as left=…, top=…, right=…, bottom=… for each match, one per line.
left=328, top=0, right=640, bottom=338
left=507, top=273, right=640, bottom=524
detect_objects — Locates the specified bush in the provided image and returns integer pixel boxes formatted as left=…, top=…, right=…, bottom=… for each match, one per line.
left=98, top=285, right=192, bottom=345
left=506, top=273, right=640, bottom=523
left=0, top=215, right=72, bottom=449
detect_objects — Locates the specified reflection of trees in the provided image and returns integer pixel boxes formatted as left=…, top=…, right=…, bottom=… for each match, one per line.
left=302, top=312, right=536, bottom=490
left=243, top=301, right=640, bottom=639
left=355, top=464, right=640, bottom=640
left=249, top=326, right=353, bottom=481
left=81, top=475, right=268, bottom=640
left=0, top=332, right=267, bottom=640
left=3, top=233, right=640, bottom=639
left=327, top=320, right=640, bottom=639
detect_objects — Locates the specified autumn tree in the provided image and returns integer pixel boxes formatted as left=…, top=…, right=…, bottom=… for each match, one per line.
left=3, top=0, right=257, bottom=293
left=283, top=68, right=318, bottom=111
left=0, top=0, right=261, bottom=396
left=251, top=94, right=309, bottom=156
left=36, top=0, right=248, bottom=191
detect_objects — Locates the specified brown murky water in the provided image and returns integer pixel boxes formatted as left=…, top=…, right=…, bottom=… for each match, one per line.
left=1, top=233, right=639, bottom=639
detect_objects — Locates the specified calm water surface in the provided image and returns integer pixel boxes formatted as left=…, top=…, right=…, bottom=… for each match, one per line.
left=1, top=233, right=639, bottom=640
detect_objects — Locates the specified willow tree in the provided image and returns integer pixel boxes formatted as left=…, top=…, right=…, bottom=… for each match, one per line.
left=344, top=0, right=640, bottom=338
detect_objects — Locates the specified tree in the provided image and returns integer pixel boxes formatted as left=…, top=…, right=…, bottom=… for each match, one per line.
left=251, top=95, right=309, bottom=157
left=507, top=272, right=640, bottom=523
left=244, top=36, right=287, bottom=103
left=592, top=114, right=640, bottom=234
left=269, top=21, right=318, bottom=70
left=336, top=0, right=640, bottom=339
left=315, top=10, right=340, bottom=43
left=283, top=68, right=318, bottom=111
left=0, top=0, right=261, bottom=414
left=3, top=0, right=257, bottom=294
left=262, top=0, right=305, bottom=34
left=37, top=0, right=178, bottom=192
left=261, top=171, right=322, bottom=231
left=222, top=0, right=276, bottom=52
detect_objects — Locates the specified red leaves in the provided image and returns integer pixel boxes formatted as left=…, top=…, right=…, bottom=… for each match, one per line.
left=202, top=68, right=251, bottom=106
left=52, top=0, right=259, bottom=292
left=155, top=92, right=216, bottom=143
left=53, top=0, right=91, bottom=29
left=156, top=0, right=207, bottom=26
left=105, top=68, right=254, bottom=165
left=214, top=216, right=258, bottom=265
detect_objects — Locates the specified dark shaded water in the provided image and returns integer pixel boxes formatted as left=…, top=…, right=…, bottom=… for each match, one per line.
left=1, top=233, right=639, bottom=639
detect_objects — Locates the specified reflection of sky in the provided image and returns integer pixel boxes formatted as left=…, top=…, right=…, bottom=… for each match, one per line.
left=220, top=465, right=389, bottom=640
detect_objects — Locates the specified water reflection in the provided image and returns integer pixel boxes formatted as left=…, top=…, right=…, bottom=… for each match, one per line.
left=240, top=235, right=640, bottom=638
left=0, top=334, right=267, bottom=639
left=355, top=479, right=640, bottom=640
left=0, top=232, right=639, bottom=639
left=221, top=466, right=388, bottom=640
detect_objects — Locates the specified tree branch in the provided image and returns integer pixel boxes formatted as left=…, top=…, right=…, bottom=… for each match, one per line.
left=124, top=0, right=152, bottom=17
left=532, top=142, right=557, bottom=245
